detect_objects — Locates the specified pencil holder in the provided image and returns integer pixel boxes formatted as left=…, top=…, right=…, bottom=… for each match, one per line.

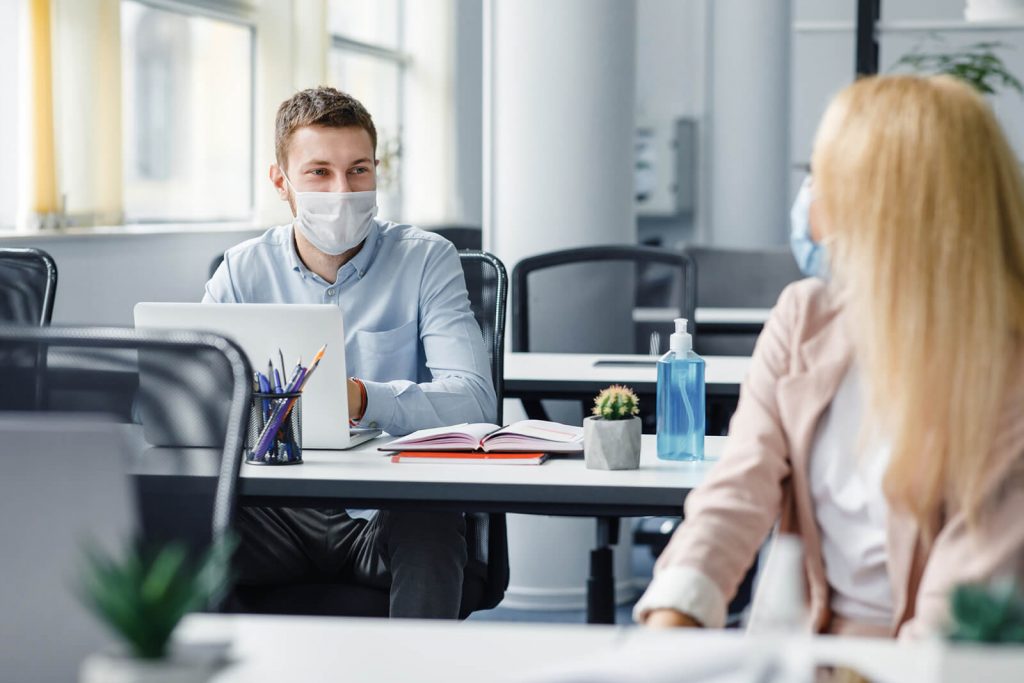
left=246, top=391, right=303, bottom=465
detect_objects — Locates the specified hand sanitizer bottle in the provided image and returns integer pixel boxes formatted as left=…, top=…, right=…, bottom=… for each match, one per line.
left=656, top=318, right=705, bottom=461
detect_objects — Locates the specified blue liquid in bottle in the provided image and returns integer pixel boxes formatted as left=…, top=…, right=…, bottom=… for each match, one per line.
left=656, top=319, right=705, bottom=461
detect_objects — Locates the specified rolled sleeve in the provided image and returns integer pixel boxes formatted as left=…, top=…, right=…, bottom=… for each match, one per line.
left=633, top=565, right=728, bottom=628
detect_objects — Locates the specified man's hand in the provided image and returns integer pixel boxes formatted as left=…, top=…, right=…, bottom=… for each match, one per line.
left=347, top=378, right=366, bottom=421
left=644, top=609, right=703, bottom=629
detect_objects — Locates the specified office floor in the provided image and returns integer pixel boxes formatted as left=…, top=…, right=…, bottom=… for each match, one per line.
left=467, top=544, right=656, bottom=625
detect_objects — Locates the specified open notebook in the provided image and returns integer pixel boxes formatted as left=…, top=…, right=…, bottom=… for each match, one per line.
left=381, top=420, right=584, bottom=454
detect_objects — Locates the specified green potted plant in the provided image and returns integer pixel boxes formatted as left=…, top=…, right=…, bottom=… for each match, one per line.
left=583, top=385, right=642, bottom=470
left=938, top=579, right=1024, bottom=681
left=77, top=538, right=234, bottom=683
left=891, top=36, right=1023, bottom=97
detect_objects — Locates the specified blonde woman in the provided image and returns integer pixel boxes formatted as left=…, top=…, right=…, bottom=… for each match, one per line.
left=634, top=75, right=1024, bottom=638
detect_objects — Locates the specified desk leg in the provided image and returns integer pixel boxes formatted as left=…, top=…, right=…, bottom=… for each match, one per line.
left=586, top=516, right=620, bottom=624
left=520, top=399, right=551, bottom=421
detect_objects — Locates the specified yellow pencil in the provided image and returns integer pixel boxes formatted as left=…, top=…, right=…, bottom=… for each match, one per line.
left=296, top=344, right=327, bottom=392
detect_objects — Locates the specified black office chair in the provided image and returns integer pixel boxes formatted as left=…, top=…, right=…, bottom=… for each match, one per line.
left=209, top=253, right=225, bottom=279
left=511, top=245, right=696, bottom=431
left=429, top=225, right=482, bottom=251
left=683, top=246, right=801, bottom=356
left=0, top=325, right=252, bottom=607
left=228, top=250, right=511, bottom=618
left=0, top=248, right=58, bottom=325
left=458, top=250, right=507, bottom=422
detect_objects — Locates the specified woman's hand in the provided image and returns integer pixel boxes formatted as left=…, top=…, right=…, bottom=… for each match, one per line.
left=644, top=609, right=703, bottom=628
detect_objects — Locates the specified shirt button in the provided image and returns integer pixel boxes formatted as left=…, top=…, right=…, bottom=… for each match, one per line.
left=326, top=288, right=335, bottom=296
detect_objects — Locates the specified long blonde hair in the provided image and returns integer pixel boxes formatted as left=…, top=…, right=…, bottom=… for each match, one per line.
left=812, top=75, right=1024, bottom=524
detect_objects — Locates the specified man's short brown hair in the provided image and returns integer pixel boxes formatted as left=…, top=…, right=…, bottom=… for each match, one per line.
left=274, top=87, right=377, bottom=168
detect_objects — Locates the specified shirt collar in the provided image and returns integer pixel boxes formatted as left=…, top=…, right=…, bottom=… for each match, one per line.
left=285, top=223, right=307, bottom=276
left=286, top=219, right=383, bottom=283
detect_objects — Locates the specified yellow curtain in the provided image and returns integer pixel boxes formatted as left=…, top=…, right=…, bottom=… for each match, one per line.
left=51, top=0, right=123, bottom=226
left=21, top=0, right=123, bottom=229
left=27, top=0, right=58, bottom=223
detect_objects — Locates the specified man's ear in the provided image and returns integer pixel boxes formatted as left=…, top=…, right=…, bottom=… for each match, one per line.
left=269, top=163, right=289, bottom=200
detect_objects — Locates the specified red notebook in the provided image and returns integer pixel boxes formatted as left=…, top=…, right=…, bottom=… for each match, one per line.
left=390, top=451, right=549, bottom=465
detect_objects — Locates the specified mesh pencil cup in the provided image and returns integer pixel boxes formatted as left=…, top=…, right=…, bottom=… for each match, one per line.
left=246, top=391, right=303, bottom=465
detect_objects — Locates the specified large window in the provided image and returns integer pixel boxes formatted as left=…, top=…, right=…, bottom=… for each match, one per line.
left=0, top=0, right=19, bottom=229
left=121, top=0, right=254, bottom=222
left=328, top=0, right=406, bottom=219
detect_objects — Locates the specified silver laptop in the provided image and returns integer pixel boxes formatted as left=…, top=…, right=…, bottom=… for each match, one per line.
left=134, top=302, right=381, bottom=449
left=0, top=415, right=137, bottom=681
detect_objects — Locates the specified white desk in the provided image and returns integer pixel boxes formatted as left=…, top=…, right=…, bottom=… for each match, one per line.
left=634, top=306, right=772, bottom=326
left=238, top=435, right=721, bottom=516
left=140, top=436, right=723, bottom=624
left=504, top=352, right=751, bottom=403
left=175, top=613, right=928, bottom=683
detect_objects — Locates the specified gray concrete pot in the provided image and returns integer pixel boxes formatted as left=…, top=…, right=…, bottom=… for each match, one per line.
left=583, top=416, right=641, bottom=470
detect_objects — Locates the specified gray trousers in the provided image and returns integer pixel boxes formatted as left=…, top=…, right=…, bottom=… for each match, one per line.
left=235, top=507, right=468, bottom=619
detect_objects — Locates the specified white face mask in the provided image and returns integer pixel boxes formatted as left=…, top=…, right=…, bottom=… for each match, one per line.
left=282, top=172, right=378, bottom=256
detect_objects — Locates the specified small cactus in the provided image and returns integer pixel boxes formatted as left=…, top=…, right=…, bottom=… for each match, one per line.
left=592, top=385, right=640, bottom=420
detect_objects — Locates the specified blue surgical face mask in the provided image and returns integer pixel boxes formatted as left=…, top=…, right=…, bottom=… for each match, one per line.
left=789, top=176, right=829, bottom=279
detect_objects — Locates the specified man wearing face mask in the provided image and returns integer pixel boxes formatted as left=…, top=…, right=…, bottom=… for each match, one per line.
left=203, top=87, right=495, bottom=619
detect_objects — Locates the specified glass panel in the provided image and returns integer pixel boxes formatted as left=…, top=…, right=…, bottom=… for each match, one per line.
left=329, top=49, right=403, bottom=218
left=329, top=0, right=400, bottom=49
left=121, top=0, right=253, bottom=221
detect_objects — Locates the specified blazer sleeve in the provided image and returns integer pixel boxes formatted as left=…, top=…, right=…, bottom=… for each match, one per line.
left=635, top=282, right=802, bottom=626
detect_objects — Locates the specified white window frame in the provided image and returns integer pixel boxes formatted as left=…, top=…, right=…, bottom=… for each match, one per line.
left=329, top=1, right=410, bottom=216
left=122, top=0, right=258, bottom=224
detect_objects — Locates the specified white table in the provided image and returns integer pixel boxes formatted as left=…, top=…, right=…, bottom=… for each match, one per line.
left=239, top=434, right=721, bottom=516
left=503, top=352, right=751, bottom=403
left=174, top=613, right=928, bottom=683
left=634, top=306, right=772, bottom=327
left=141, top=436, right=723, bottom=624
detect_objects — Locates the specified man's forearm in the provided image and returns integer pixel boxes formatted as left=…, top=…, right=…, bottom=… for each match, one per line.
left=355, top=375, right=496, bottom=436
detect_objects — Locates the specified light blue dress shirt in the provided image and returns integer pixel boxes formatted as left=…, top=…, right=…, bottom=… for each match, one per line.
left=203, top=219, right=496, bottom=447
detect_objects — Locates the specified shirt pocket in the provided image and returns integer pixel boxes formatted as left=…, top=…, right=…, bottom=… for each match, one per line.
left=351, top=319, right=419, bottom=382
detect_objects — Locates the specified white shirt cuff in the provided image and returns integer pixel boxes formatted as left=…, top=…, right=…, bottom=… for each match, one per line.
left=633, top=565, right=728, bottom=628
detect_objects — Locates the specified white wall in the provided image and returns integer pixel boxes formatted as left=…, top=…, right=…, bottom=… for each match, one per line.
left=0, top=229, right=261, bottom=325
left=709, top=0, right=791, bottom=248
left=453, top=0, right=484, bottom=226
left=790, top=0, right=1024, bottom=201
left=635, top=0, right=707, bottom=248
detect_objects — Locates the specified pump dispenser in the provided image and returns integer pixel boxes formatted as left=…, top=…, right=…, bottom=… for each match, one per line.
left=656, top=318, right=705, bottom=460
left=670, top=317, right=692, bottom=354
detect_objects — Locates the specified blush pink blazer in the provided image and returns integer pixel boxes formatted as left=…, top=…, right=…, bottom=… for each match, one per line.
left=655, top=278, right=1024, bottom=637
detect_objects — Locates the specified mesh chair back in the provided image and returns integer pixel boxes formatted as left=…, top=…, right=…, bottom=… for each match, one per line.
left=0, top=325, right=252, bottom=558
left=456, top=251, right=510, bottom=610
left=0, top=248, right=58, bottom=325
left=210, top=253, right=225, bottom=279
left=511, top=245, right=697, bottom=354
left=458, top=250, right=507, bottom=423
left=683, top=246, right=801, bottom=356
left=683, top=246, right=801, bottom=308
